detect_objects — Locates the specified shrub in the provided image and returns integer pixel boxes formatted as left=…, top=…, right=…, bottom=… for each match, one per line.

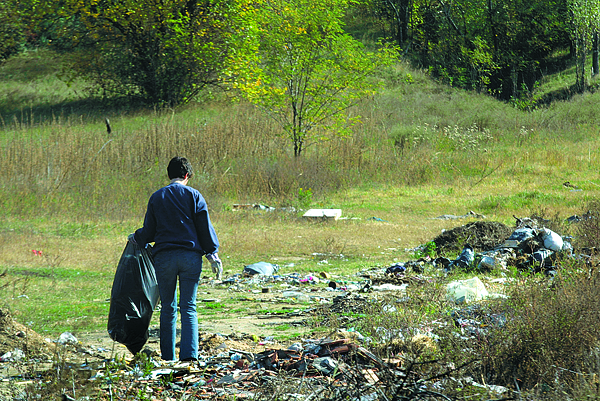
left=477, top=264, right=600, bottom=392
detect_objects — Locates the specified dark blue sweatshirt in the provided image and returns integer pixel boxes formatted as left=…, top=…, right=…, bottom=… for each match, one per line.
left=133, top=182, right=219, bottom=257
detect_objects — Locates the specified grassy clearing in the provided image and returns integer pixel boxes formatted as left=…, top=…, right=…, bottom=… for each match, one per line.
left=2, top=48, right=600, bottom=398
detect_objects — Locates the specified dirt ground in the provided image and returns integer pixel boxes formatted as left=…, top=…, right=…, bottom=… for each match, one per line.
left=432, top=221, right=513, bottom=254
left=0, top=286, right=326, bottom=365
left=0, top=221, right=520, bottom=364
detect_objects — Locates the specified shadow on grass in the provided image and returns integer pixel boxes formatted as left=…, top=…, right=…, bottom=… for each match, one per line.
left=0, top=96, right=151, bottom=127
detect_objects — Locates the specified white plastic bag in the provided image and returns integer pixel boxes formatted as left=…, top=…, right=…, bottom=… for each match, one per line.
left=542, top=228, right=563, bottom=251
left=446, top=277, right=489, bottom=303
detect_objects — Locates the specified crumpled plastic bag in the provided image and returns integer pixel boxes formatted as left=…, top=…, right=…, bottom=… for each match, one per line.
left=541, top=228, right=564, bottom=251
left=107, top=241, right=160, bottom=355
left=243, top=262, right=279, bottom=276
left=446, top=277, right=489, bottom=303
left=450, top=244, right=474, bottom=270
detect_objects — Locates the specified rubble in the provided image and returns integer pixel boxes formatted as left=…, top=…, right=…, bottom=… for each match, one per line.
left=0, top=214, right=589, bottom=399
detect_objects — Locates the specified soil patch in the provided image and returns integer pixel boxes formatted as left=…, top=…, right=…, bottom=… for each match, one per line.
left=432, top=221, right=513, bottom=255
left=0, top=308, right=56, bottom=360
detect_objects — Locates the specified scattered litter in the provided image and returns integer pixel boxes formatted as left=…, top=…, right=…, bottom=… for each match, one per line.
left=385, top=263, right=406, bottom=274
left=449, top=244, right=474, bottom=270
left=282, top=291, right=310, bottom=302
left=233, top=203, right=275, bottom=211
left=303, top=209, right=342, bottom=220
left=0, top=349, right=24, bottom=362
left=368, top=217, right=388, bottom=222
left=478, top=255, right=495, bottom=270
left=57, top=332, right=79, bottom=346
left=371, top=283, right=408, bottom=292
left=446, top=277, right=489, bottom=304
left=433, top=210, right=486, bottom=220
left=541, top=227, right=564, bottom=251
left=313, top=357, right=339, bottom=375
left=243, top=262, right=279, bottom=276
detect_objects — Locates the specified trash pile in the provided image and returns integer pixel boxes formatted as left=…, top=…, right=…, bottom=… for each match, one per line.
left=394, top=218, right=576, bottom=277
left=0, top=215, right=588, bottom=400
left=66, top=334, right=506, bottom=400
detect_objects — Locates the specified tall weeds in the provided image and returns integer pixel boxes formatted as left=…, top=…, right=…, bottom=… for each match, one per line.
left=1, top=54, right=600, bottom=222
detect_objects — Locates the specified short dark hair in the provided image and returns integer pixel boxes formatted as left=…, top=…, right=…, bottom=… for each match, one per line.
left=167, top=156, right=194, bottom=180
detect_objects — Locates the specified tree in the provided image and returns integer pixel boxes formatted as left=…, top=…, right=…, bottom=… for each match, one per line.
left=233, top=0, right=396, bottom=157
left=568, top=0, right=600, bottom=92
left=394, top=0, right=570, bottom=100
left=370, top=0, right=413, bottom=47
left=37, top=0, right=246, bottom=106
left=0, top=1, right=27, bottom=64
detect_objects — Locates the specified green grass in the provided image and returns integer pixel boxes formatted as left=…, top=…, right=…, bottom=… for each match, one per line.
left=2, top=267, right=112, bottom=335
left=0, top=46, right=599, bottom=343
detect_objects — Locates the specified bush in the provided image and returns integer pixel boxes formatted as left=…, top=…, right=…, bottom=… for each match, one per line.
left=478, top=265, right=600, bottom=393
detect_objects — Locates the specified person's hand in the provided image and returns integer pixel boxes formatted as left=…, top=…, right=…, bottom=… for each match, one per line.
left=127, top=233, right=137, bottom=244
left=211, top=260, right=223, bottom=281
left=209, top=255, right=223, bottom=280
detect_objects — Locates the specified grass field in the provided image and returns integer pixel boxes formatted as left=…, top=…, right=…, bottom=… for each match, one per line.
left=0, top=49, right=599, bottom=336
left=1, top=48, right=600, bottom=398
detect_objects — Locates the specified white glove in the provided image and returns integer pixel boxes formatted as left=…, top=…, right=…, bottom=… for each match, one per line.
left=207, top=254, right=222, bottom=280
left=211, top=260, right=223, bottom=280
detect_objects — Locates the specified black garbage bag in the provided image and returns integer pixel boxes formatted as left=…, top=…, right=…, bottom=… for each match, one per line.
left=107, top=241, right=160, bottom=355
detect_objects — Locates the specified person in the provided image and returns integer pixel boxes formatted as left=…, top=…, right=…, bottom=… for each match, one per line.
left=129, top=156, right=222, bottom=361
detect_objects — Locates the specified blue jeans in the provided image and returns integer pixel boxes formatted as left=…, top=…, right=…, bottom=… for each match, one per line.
left=153, top=250, right=202, bottom=361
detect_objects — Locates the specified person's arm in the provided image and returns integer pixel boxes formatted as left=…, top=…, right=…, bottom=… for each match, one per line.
left=194, top=193, right=221, bottom=279
left=194, top=195, right=219, bottom=255
left=134, top=198, right=157, bottom=245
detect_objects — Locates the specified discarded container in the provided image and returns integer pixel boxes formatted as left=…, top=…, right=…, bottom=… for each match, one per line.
left=446, top=277, right=489, bottom=303
left=319, top=271, right=330, bottom=279
left=542, top=228, right=564, bottom=251
left=243, top=262, right=279, bottom=276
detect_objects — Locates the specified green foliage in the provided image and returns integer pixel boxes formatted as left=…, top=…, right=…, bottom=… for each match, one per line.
left=372, top=0, right=571, bottom=100
left=414, top=241, right=437, bottom=259
left=37, top=0, right=247, bottom=106
left=573, top=199, right=600, bottom=250
left=0, top=1, right=27, bottom=63
left=232, top=0, right=397, bottom=156
left=297, top=187, right=313, bottom=209
left=478, top=266, right=600, bottom=391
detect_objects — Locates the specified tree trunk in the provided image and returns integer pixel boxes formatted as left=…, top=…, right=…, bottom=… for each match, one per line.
left=487, top=0, right=499, bottom=60
left=593, top=31, right=599, bottom=77
left=577, top=35, right=586, bottom=92
left=399, top=0, right=411, bottom=45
